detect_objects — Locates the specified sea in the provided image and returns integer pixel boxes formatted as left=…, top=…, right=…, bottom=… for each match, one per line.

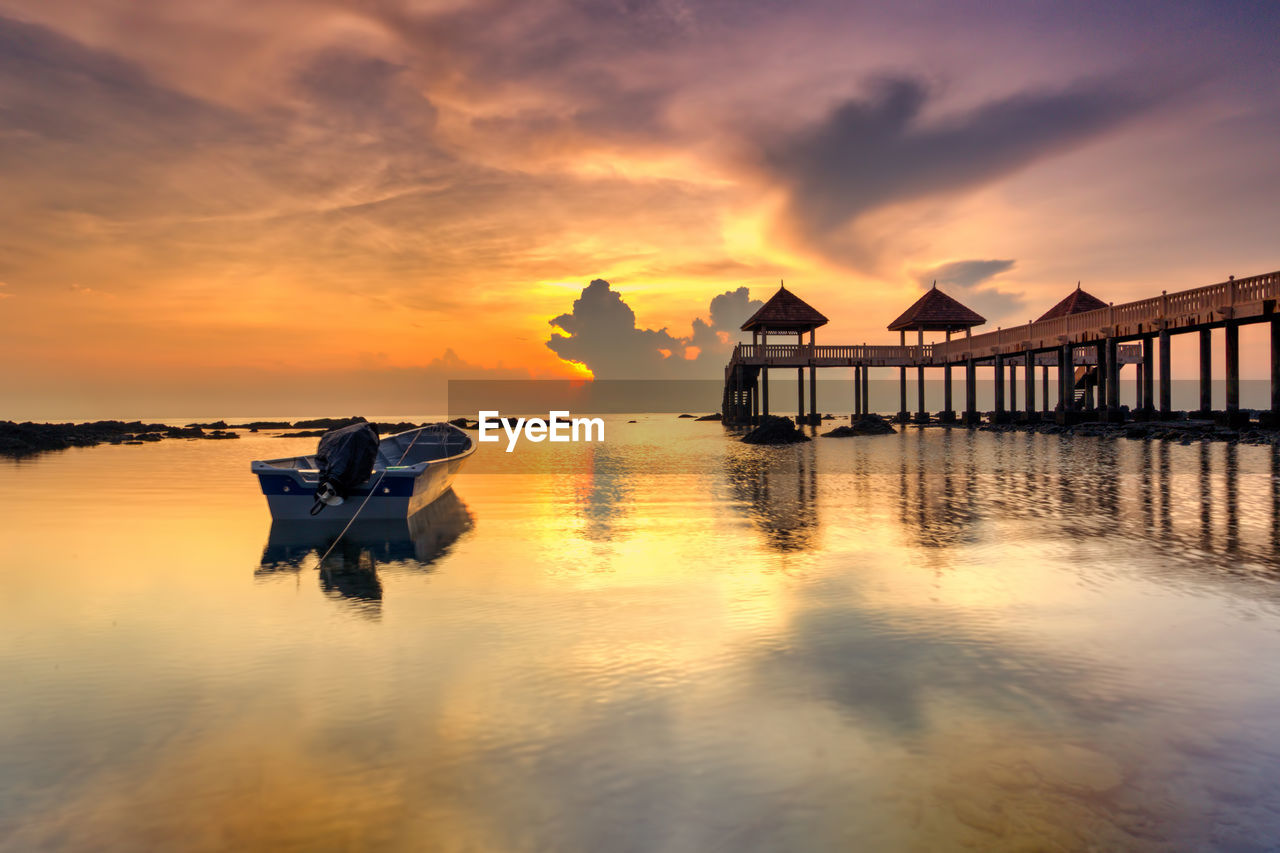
left=4, top=414, right=1280, bottom=851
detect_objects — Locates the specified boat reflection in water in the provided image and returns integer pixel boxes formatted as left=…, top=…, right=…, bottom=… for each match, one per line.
left=256, top=489, right=473, bottom=614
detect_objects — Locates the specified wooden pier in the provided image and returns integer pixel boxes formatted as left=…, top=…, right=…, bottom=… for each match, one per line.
left=722, top=270, right=1280, bottom=428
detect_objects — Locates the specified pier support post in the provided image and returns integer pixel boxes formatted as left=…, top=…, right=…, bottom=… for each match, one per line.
left=809, top=365, right=817, bottom=425
left=1199, top=328, right=1212, bottom=416
left=1041, top=363, right=1049, bottom=412
left=762, top=367, right=769, bottom=418
left=897, top=331, right=908, bottom=423
left=854, top=365, right=862, bottom=417
left=1025, top=351, right=1036, bottom=419
left=1141, top=337, right=1154, bottom=417
left=1159, top=329, right=1171, bottom=417
left=808, top=330, right=818, bottom=425
left=941, top=329, right=955, bottom=422
left=1135, top=361, right=1144, bottom=414
left=752, top=370, right=759, bottom=424
left=1225, top=321, right=1241, bottom=424
left=1009, top=360, right=1018, bottom=413
left=1105, top=336, right=1121, bottom=420
left=993, top=354, right=1005, bottom=422
left=915, top=330, right=928, bottom=423
left=965, top=357, right=978, bottom=424
left=942, top=363, right=954, bottom=421
left=797, top=366, right=804, bottom=426
left=1058, top=343, right=1072, bottom=420
left=1271, top=319, right=1280, bottom=423
left=1095, top=341, right=1108, bottom=417
left=862, top=365, right=870, bottom=416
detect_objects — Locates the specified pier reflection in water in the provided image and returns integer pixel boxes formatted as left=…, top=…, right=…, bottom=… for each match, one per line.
left=720, top=428, right=1280, bottom=576
left=724, top=447, right=820, bottom=552
left=256, top=489, right=474, bottom=614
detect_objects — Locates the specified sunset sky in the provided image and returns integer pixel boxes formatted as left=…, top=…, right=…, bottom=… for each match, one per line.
left=1, top=0, right=1277, bottom=417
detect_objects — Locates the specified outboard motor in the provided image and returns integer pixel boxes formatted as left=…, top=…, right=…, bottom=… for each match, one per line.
left=311, top=421, right=380, bottom=515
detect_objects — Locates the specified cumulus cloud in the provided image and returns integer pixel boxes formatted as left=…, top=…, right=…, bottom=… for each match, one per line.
left=755, top=76, right=1167, bottom=269
left=915, top=258, right=1026, bottom=325
left=547, top=279, right=762, bottom=378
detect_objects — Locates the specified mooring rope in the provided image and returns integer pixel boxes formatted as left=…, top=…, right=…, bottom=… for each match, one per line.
left=313, top=425, right=433, bottom=567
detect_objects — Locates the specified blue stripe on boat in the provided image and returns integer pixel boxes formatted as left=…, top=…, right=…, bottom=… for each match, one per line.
left=257, top=473, right=415, bottom=498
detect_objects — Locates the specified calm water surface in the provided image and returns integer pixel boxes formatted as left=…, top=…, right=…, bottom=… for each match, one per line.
left=4, top=417, right=1280, bottom=851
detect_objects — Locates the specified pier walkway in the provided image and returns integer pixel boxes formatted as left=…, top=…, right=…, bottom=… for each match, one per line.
left=723, top=270, right=1280, bottom=427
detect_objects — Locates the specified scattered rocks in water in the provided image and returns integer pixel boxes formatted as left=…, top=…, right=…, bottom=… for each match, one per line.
left=184, top=420, right=228, bottom=430
left=239, top=420, right=292, bottom=430
left=977, top=418, right=1278, bottom=446
left=0, top=420, right=171, bottom=457
left=822, top=414, right=897, bottom=437
left=741, top=415, right=811, bottom=445
left=276, top=430, right=328, bottom=438
left=695, top=413, right=722, bottom=421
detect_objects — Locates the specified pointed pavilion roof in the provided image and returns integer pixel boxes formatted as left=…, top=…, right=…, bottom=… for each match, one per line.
left=740, top=284, right=829, bottom=332
left=1035, top=283, right=1108, bottom=322
left=887, top=283, right=986, bottom=332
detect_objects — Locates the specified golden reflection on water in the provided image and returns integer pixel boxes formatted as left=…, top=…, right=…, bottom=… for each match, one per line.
left=4, top=422, right=1280, bottom=850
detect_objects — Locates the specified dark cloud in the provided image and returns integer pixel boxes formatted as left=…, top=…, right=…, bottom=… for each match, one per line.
left=756, top=76, right=1168, bottom=268
left=546, top=279, right=762, bottom=378
left=0, top=15, right=251, bottom=149
left=916, top=258, right=1027, bottom=325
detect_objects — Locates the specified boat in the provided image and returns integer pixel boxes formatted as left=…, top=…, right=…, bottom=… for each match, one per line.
left=251, top=423, right=475, bottom=520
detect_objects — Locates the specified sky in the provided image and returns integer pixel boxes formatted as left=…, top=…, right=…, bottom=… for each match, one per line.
left=0, top=0, right=1277, bottom=417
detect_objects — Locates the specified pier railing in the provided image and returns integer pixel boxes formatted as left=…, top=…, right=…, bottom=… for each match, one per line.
left=733, top=343, right=932, bottom=363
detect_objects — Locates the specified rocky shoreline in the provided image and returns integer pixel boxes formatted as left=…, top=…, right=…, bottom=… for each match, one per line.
left=0, top=416, right=433, bottom=459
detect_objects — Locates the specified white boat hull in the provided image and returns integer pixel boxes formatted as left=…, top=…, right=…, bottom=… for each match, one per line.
left=252, top=423, right=474, bottom=521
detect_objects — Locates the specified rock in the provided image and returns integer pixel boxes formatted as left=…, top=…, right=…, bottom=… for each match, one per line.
left=371, top=422, right=420, bottom=434
left=822, top=413, right=836, bottom=420
left=166, top=426, right=205, bottom=438
left=627, top=420, right=637, bottom=423
left=238, top=421, right=292, bottom=430
left=677, top=414, right=696, bottom=418
left=204, top=430, right=239, bottom=440
left=741, top=415, right=811, bottom=445
left=694, top=413, right=722, bottom=421
left=184, top=420, right=227, bottom=429
left=822, top=414, right=897, bottom=437
left=276, top=430, right=328, bottom=438
left=291, top=416, right=367, bottom=429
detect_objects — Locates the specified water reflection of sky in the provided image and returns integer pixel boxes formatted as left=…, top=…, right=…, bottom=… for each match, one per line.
left=4, top=420, right=1280, bottom=850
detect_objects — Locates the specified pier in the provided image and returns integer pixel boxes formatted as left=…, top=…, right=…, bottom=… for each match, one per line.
left=722, top=270, right=1280, bottom=428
